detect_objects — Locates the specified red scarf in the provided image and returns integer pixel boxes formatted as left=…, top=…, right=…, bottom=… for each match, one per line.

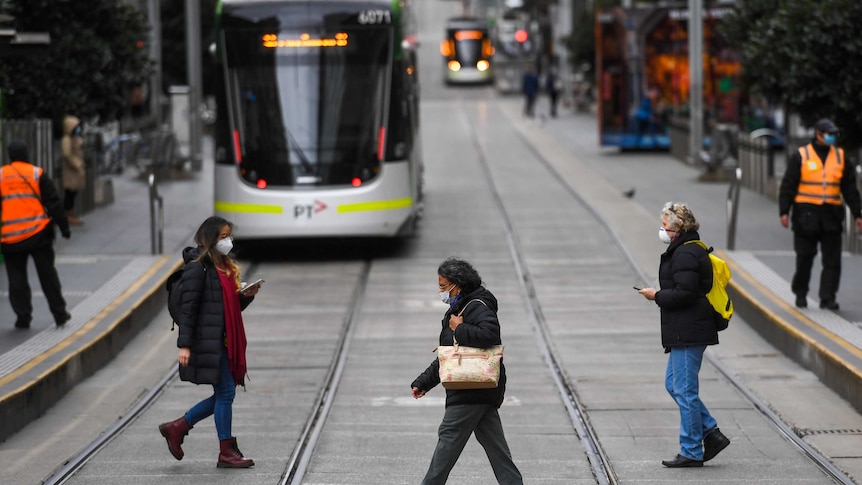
left=218, top=269, right=247, bottom=386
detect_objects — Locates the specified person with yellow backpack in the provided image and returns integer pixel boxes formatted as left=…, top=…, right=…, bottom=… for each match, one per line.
left=637, top=202, right=730, bottom=468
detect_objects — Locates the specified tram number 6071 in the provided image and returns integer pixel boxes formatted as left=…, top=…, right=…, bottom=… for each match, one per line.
left=358, top=9, right=391, bottom=24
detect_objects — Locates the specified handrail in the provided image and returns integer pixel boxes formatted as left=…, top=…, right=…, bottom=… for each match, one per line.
left=726, top=166, right=742, bottom=250
left=148, top=172, right=164, bottom=255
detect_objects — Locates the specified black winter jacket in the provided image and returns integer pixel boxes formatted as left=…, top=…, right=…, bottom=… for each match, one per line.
left=411, top=286, right=507, bottom=408
left=655, top=230, right=718, bottom=351
left=176, top=247, right=253, bottom=384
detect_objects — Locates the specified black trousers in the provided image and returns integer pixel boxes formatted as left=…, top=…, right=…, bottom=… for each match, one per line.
left=791, top=230, right=843, bottom=302
left=64, top=189, right=78, bottom=212
left=3, top=243, right=67, bottom=322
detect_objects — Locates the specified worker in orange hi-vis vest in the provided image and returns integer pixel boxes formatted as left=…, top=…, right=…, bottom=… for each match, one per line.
left=0, top=140, right=72, bottom=329
left=779, top=118, right=862, bottom=311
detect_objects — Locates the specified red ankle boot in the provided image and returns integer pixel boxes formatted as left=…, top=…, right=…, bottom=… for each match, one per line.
left=217, top=437, right=254, bottom=468
left=158, top=416, right=193, bottom=460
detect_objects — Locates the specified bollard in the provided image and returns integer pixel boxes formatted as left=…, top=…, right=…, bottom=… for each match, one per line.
left=726, top=166, right=742, bottom=250
left=148, top=172, right=164, bottom=255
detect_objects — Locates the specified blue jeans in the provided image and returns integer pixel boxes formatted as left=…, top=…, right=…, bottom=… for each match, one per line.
left=665, top=345, right=717, bottom=460
left=185, top=352, right=236, bottom=440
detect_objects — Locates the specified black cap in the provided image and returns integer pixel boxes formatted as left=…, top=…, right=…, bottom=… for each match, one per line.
left=814, top=118, right=839, bottom=134
left=7, top=139, right=29, bottom=162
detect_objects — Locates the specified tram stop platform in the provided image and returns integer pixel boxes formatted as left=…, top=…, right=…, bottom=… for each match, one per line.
left=0, top=106, right=860, bottom=476
left=0, top=160, right=214, bottom=441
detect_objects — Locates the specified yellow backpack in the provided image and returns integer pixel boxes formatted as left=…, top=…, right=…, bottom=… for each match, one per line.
left=685, top=240, right=733, bottom=331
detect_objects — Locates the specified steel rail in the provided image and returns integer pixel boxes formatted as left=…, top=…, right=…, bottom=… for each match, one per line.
left=462, top=106, right=617, bottom=485
left=279, top=260, right=371, bottom=485
left=509, top=118, right=854, bottom=485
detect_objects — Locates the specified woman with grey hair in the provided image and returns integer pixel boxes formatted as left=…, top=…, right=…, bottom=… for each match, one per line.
left=637, top=202, right=731, bottom=467
left=411, top=257, right=522, bottom=484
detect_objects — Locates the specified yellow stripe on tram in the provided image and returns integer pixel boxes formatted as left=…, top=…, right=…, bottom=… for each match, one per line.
left=337, top=197, right=413, bottom=214
left=214, top=201, right=283, bottom=214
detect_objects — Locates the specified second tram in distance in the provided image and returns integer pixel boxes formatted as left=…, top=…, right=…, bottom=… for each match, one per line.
left=212, top=0, right=423, bottom=239
left=440, top=17, right=494, bottom=85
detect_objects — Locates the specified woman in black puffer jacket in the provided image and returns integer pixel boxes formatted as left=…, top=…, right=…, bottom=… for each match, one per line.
left=411, top=258, right=522, bottom=484
left=638, top=202, right=730, bottom=468
left=158, top=216, right=259, bottom=469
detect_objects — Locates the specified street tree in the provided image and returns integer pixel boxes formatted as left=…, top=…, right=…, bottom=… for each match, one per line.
left=721, top=0, right=862, bottom=150
left=0, top=0, right=151, bottom=125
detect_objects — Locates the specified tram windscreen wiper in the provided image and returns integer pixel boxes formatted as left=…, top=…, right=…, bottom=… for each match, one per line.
left=284, top=125, right=317, bottom=178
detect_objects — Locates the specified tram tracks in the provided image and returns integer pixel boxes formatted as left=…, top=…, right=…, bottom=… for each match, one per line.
left=43, top=260, right=375, bottom=485
left=461, top=102, right=853, bottom=485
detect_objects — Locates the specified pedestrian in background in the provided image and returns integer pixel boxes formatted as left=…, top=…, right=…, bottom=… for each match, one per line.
left=637, top=202, right=730, bottom=468
left=158, top=216, right=260, bottom=468
left=61, top=115, right=86, bottom=226
left=522, top=64, right=539, bottom=118
left=779, top=118, right=862, bottom=310
left=1, top=140, right=72, bottom=329
left=411, top=257, right=523, bottom=484
left=545, top=66, right=560, bottom=118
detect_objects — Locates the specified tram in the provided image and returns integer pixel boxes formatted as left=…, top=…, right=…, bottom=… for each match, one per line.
left=440, top=17, right=494, bottom=85
left=595, top=5, right=741, bottom=150
left=212, top=0, right=423, bottom=239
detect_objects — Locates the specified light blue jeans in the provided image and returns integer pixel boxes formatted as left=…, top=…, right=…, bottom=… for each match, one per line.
left=185, top=352, right=236, bottom=440
left=665, top=345, right=717, bottom=460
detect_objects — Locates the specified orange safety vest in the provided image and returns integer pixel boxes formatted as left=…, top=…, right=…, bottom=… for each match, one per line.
left=794, top=144, right=844, bottom=206
left=0, top=161, right=51, bottom=244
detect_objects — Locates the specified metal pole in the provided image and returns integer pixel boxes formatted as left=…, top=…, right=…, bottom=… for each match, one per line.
left=148, top=0, right=162, bottom=123
left=556, top=0, right=572, bottom=109
left=185, top=0, right=203, bottom=171
left=148, top=172, right=164, bottom=255
left=727, top=167, right=741, bottom=250
left=688, top=0, right=703, bottom=165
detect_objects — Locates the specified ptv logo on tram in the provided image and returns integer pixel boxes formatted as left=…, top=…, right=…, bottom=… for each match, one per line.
left=294, top=200, right=328, bottom=219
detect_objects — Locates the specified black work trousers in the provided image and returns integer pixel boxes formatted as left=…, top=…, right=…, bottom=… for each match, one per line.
left=3, top=243, right=67, bottom=323
left=791, top=230, right=843, bottom=302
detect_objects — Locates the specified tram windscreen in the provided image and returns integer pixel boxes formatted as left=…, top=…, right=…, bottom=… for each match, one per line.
left=449, top=30, right=484, bottom=63
left=221, top=9, right=392, bottom=187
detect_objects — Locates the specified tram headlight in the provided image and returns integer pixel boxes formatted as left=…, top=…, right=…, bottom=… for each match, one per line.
left=448, top=60, right=461, bottom=72
left=477, top=60, right=490, bottom=72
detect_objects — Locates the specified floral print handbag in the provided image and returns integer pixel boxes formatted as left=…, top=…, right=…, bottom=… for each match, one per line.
left=436, top=300, right=504, bottom=389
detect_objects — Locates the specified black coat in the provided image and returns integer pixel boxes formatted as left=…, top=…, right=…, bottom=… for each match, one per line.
left=654, top=230, right=718, bottom=351
left=412, top=286, right=507, bottom=408
left=176, top=247, right=253, bottom=384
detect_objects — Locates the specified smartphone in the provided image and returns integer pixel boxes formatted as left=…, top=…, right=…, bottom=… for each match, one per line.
left=242, top=279, right=265, bottom=293
left=633, top=286, right=643, bottom=291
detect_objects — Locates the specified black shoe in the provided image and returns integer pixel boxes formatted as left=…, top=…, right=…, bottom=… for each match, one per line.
left=703, top=427, right=730, bottom=462
left=795, top=295, right=807, bottom=308
left=819, top=300, right=839, bottom=311
left=55, top=312, right=71, bottom=326
left=662, top=454, right=703, bottom=468
left=14, top=317, right=31, bottom=329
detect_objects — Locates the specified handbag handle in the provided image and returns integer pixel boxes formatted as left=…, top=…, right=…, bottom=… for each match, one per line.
left=453, top=299, right=488, bottom=346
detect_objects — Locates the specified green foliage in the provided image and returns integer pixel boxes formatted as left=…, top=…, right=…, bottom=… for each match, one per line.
left=0, top=0, right=152, bottom=124
left=722, top=0, right=862, bottom=149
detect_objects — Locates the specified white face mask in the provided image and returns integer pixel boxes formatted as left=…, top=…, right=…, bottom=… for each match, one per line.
left=658, top=227, right=673, bottom=244
left=438, top=284, right=455, bottom=304
left=215, top=238, right=233, bottom=255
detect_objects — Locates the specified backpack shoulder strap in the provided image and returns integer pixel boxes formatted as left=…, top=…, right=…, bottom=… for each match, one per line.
left=683, top=239, right=711, bottom=252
